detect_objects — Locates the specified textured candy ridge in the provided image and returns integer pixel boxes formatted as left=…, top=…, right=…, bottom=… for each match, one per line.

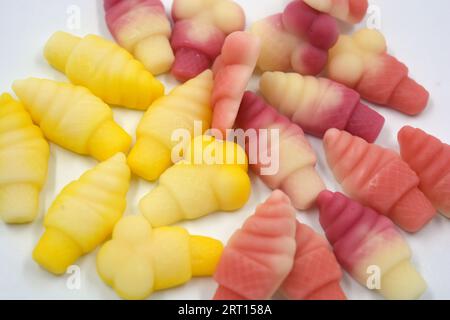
left=327, top=28, right=429, bottom=115
left=104, top=0, right=175, bottom=75
left=250, top=0, right=338, bottom=75
left=33, top=153, right=131, bottom=275
left=280, top=222, right=346, bottom=300
left=97, top=214, right=223, bottom=300
left=260, top=71, right=385, bottom=142
left=128, top=70, right=213, bottom=181
left=212, top=31, right=261, bottom=133
left=236, top=91, right=325, bottom=210
left=304, top=0, right=369, bottom=24
left=44, top=31, right=164, bottom=110
left=171, top=0, right=245, bottom=82
left=317, top=191, right=427, bottom=300
left=0, top=94, right=49, bottom=224
left=13, top=78, right=131, bottom=161
left=139, top=136, right=251, bottom=227
left=213, top=191, right=297, bottom=300
left=398, top=126, right=450, bottom=218
left=323, top=129, right=436, bottom=232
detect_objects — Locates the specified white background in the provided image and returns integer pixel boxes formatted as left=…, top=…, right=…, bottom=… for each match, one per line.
left=0, top=0, right=449, bottom=300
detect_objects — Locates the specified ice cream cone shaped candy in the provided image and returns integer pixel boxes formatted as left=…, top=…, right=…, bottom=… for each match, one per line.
left=0, top=94, right=49, bottom=224
left=235, top=91, right=325, bottom=210
left=213, top=191, right=297, bottom=300
left=398, top=126, right=450, bottom=218
left=13, top=78, right=131, bottom=161
left=323, top=129, right=436, bottom=232
left=327, top=28, right=429, bottom=115
left=170, top=0, right=245, bottom=82
left=317, top=191, right=427, bottom=300
left=280, top=222, right=346, bottom=300
left=211, top=31, right=261, bottom=134
left=250, top=0, right=338, bottom=75
left=304, top=0, right=369, bottom=24
left=139, top=135, right=251, bottom=227
left=104, top=0, right=175, bottom=75
left=260, top=71, right=385, bottom=142
left=97, top=215, right=223, bottom=300
left=127, top=70, right=213, bottom=181
left=33, top=153, right=130, bottom=275
left=44, top=31, right=164, bottom=110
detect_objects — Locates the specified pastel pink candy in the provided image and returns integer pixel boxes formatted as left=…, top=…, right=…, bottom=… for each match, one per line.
left=235, top=91, right=325, bottom=210
left=304, top=0, right=369, bottom=24
left=260, top=72, right=385, bottom=143
left=104, top=0, right=174, bottom=75
left=213, top=190, right=297, bottom=300
left=171, top=0, right=245, bottom=82
left=317, top=191, right=427, bottom=300
left=280, top=222, right=346, bottom=300
left=250, top=0, right=338, bottom=75
left=211, top=32, right=261, bottom=134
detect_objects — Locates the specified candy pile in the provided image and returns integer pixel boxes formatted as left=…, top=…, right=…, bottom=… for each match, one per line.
left=1, top=0, right=447, bottom=300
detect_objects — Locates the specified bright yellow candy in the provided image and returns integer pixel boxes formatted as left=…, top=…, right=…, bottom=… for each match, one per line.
left=13, top=78, right=132, bottom=161
left=128, top=70, right=213, bottom=181
left=0, top=94, right=49, bottom=224
left=33, top=153, right=130, bottom=275
left=97, top=214, right=223, bottom=300
left=44, top=31, right=165, bottom=110
left=139, top=135, right=251, bottom=227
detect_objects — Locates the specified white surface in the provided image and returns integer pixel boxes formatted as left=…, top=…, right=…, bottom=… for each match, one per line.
left=0, top=0, right=449, bottom=300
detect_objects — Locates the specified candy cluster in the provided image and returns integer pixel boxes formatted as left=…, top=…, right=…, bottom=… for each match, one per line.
left=1, top=0, right=446, bottom=301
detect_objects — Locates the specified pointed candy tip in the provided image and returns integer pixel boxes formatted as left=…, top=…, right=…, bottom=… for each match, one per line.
left=267, top=190, right=292, bottom=206
left=316, top=190, right=334, bottom=210
left=323, top=128, right=341, bottom=147
left=397, top=125, right=416, bottom=144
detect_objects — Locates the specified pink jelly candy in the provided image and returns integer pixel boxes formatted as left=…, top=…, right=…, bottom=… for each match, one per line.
left=104, top=0, right=174, bottom=75
left=235, top=91, right=325, bottom=210
left=304, top=0, right=369, bottom=24
left=260, top=71, right=385, bottom=143
left=323, top=128, right=436, bottom=233
left=250, top=0, right=339, bottom=75
left=213, top=190, right=297, bottom=300
left=211, top=31, right=261, bottom=134
left=170, top=0, right=245, bottom=82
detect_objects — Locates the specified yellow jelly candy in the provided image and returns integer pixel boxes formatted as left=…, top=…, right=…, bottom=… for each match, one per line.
left=33, top=153, right=130, bottom=275
left=97, top=214, right=223, bottom=300
left=13, top=78, right=131, bottom=161
left=44, top=31, right=164, bottom=110
left=0, top=93, right=49, bottom=224
left=139, top=135, right=251, bottom=227
left=128, top=70, right=213, bottom=181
